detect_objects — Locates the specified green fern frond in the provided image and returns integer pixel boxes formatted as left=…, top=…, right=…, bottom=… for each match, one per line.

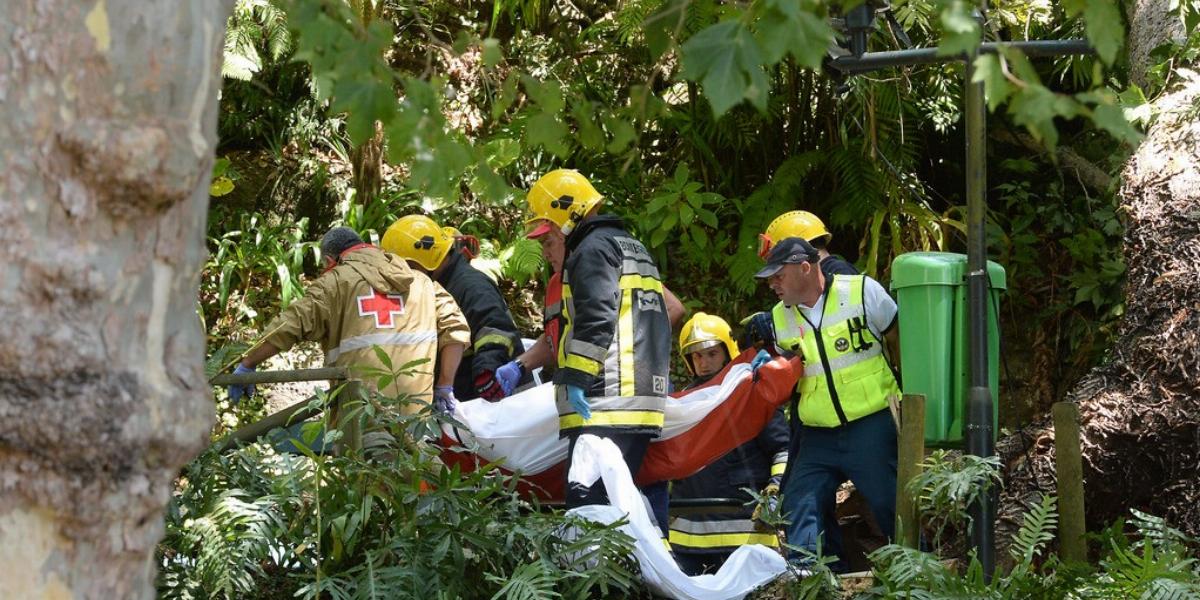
left=500, top=238, right=546, bottom=287
left=488, top=561, right=562, bottom=600
left=1130, top=509, right=1197, bottom=551
left=1009, top=493, right=1059, bottom=567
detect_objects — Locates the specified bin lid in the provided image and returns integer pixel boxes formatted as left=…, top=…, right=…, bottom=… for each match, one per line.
left=890, top=252, right=1007, bottom=290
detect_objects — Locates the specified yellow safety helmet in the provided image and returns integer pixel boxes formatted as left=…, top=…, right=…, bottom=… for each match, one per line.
left=678, top=312, right=739, bottom=375
left=758, top=210, right=832, bottom=258
left=525, top=169, right=604, bottom=237
left=381, top=215, right=454, bottom=272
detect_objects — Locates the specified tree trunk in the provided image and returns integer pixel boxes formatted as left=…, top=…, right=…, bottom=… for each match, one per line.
left=999, top=0, right=1200, bottom=538
left=0, top=1, right=230, bottom=597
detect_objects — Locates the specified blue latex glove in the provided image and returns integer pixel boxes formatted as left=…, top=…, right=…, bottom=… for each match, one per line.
left=433, top=385, right=457, bottom=415
left=751, top=349, right=772, bottom=371
left=227, top=364, right=256, bottom=405
left=495, top=360, right=524, bottom=396
left=566, top=384, right=591, bottom=420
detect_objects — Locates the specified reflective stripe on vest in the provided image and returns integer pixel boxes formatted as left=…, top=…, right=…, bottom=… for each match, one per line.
left=669, top=517, right=780, bottom=550
left=772, top=274, right=899, bottom=428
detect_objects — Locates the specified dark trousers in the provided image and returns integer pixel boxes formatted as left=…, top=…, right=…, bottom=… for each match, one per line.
left=641, top=480, right=670, bottom=538
left=781, top=409, right=897, bottom=564
left=565, top=431, right=652, bottom=508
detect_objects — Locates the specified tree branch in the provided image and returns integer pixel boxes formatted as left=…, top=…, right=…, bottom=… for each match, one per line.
left=992, top=129, right=1114, bottom=193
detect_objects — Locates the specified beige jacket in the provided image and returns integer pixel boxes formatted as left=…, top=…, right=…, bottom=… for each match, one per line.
left=264, top=247, right=470, bottom=410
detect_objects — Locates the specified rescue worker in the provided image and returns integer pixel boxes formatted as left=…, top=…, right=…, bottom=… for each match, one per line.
left=381, top=215, right=529, bottom=401
left=743, top=210, right=858, bottom=350
left=669, top=313, right=788, bottom=576
left=516, top=169, right=673, bottom=514
left=493, top=228, right=685, bottom=399
left=227, top=227, right=470, bottom=421
left=753, top=237, right=901, bottom=570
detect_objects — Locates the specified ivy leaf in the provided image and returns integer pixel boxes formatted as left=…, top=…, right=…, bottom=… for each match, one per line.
left=643, top=0, right=688, bottom=59
left=1078, top=90, right=1144, bottom=145
left=756, top=0, right=833, bottom=69
left=481, top=37, right=503, bottom=67
left=681, top=20, right=769, bottom=116
left=605, top=115, right=636, bottom=154
left=526, top=113, right=570, bottom=157
left=483, top=138, right=521, bottom=169
left=491, top=73, right=519, bottom=120
left=1009, top=85, right=1082, bottom=151
left=336, top=77, right=395, bottom=144
left=673, top=163, right=689, bottom=186
left=971, top=54, right=1012, bottom=112
left=937, top=0, right=982, bottom=57
left=522, top=76, right=565, bottom=114
left=1063, top=0, right=1125, bottom=65
left=572, top=100, right=606, bottom=152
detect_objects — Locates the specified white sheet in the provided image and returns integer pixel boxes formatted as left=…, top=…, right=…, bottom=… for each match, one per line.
left=566, top=434, right=787, bottom=600
left=445, top=364, right=756, bottom=475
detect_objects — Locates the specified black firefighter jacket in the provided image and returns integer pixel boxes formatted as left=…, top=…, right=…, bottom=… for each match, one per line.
left=554, top=215, right=672, bottom=437
left=435, top=251, right=527, bottom=400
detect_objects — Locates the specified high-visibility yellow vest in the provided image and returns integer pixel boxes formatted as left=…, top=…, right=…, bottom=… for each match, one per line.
left=771, top=274, right=900, bottom=428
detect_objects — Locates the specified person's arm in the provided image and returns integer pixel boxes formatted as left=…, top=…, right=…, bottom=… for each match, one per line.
left=517, top=333, right=555, bottom=370
left=863, top=276, right=900, bottom=371
left=430, top=279, right=471, bottom=386
left=239, top=341, right=280, bottom=369
left=247, top=278, right=334, bottom=367
left=884, top=323, right=900, bottom=373
left=437, top=342, right=465, bottom=387
left=756, top=408, right=790, bottom=483
left=663, top=285, right=685, bottom=330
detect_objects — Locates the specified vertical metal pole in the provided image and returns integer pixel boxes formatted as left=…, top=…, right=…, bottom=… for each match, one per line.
left=964, top=49, right=996, bottom=577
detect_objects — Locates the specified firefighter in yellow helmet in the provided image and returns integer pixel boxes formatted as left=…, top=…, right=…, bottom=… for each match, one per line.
left=742, top=210, right=859, bottom=350
left=517, top=169, right=674, bottom=521
left=496, top=170, right=687, bottom=399
left=382, top=215, right=529, bottom=401
left=758, top=210, right=857, bottom=279
left=669, top=312, right=789, bottom=575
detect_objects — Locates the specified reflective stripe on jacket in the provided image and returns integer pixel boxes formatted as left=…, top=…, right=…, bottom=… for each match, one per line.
left=435, top=252, right=525, bottom=399
left=263, top=247, right=470, bottom=412
left=772, top=274, right=900, bottom=428
left=555, top=215, right=671, bottom=436
left=669, top=517, right=779, bottom=553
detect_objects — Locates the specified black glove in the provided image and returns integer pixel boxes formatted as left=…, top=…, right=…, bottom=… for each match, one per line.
left=741, top=311, right=775, bottom=350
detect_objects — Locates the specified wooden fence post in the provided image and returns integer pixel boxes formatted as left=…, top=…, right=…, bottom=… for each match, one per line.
left=1053, top=401, right=1087, bottom=563
left=896, top=394, right=926, bottom=548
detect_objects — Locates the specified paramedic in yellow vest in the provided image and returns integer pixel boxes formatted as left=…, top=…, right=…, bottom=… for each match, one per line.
left=753, top=236, right=901, bottom=570
left=669, top=313, right=789, bottom=575
left=743, top=210, right=857, bottom=350
left=520, top=169, right=673, bottom=511
left=227, top=227, right=471, bottom=417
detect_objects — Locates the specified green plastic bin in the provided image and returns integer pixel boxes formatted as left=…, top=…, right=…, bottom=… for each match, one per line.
left=890, top=252, right=1006, bottom=448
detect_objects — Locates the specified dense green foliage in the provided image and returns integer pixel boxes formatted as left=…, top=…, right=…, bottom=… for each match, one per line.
left=174, top=0, right=1200, bottom=597
left=209, top=0, right=1151, bottom=421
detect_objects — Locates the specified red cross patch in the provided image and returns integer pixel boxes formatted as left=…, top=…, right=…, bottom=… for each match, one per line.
left=357, top=289, right=405, bottom=328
